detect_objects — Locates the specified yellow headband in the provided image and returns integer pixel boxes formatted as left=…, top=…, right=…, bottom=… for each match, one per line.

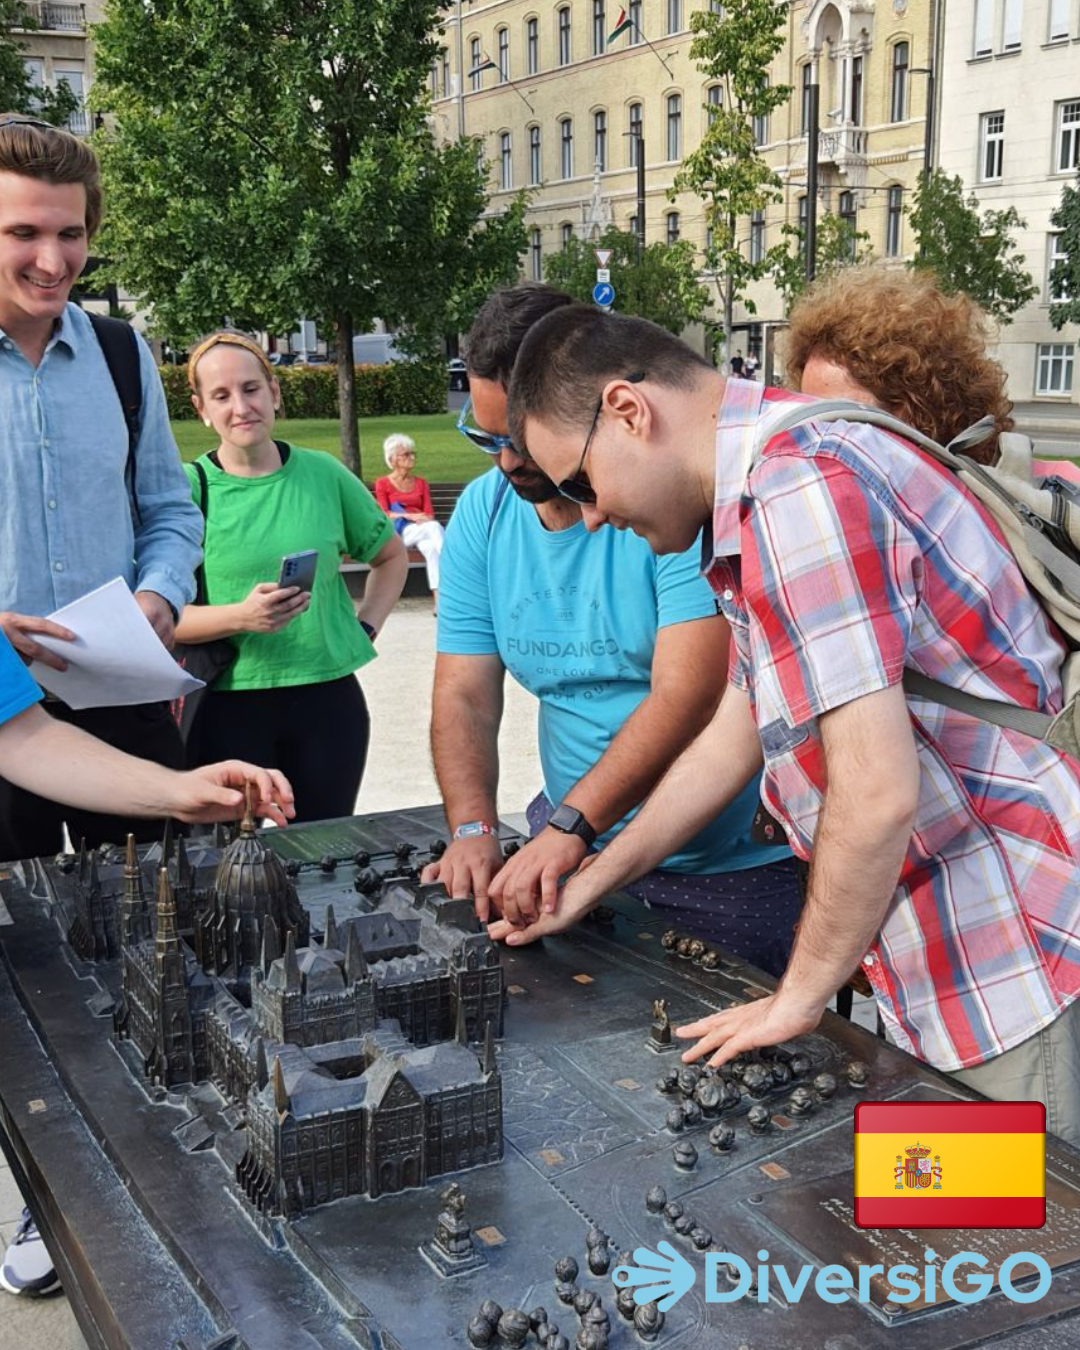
left=187, top=332, right=275, bottom=391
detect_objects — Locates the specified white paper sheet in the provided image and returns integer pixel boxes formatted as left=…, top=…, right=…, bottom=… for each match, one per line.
left=28, top=577, right=204, bottom=710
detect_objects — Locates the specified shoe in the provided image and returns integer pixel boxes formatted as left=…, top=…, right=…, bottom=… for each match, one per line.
left=0, top=1208, right=59, bottom=1295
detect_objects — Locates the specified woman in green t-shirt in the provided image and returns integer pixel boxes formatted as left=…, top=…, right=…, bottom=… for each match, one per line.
left=176, top=332, right=408, bottom=821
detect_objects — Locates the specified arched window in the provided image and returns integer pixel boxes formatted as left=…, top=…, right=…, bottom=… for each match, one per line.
left=469, top=36, right=483, bottom=91
left=749, top=209, right=765, bottom=263
left=891, top=41, right=909, bottom=122
left=886, top=185, right=903, bottom=257
left=526, top=16, right=540, bottom=73
left=666, top=210, right=681, bottom=243
left=592, top=0, right=606, bottom=55
left=558, top=6, right=572, bottom=65
left=707, top=83, right=722, bottom=129
left=800, top=63, right=813, bottom=135
left=667, top=0, right=682, bottom=34
left=529, top=124, right=542, bottom=185
left=560, top=116, right=574, bottom=177
left=499, top=131, right=512, bottom=191
left=561, top=221, right=575, bottom=248
left=838, top=189, right=857, bottom=255
left=666, top=94, right=682, bottom=161
left=628, top=101, right=643, bottom=166
left=530, top=228, right=543, bottom=280
left=497, top=27, right=510, bottom=82
left=593, top=109, right=607, bottom=171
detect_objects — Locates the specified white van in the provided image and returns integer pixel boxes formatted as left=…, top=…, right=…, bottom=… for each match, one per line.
left=352, top=333, right=405, bottom=365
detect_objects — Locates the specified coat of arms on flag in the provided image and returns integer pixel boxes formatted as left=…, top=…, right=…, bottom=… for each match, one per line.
left=856, top=1101, right=1045, bottom=1229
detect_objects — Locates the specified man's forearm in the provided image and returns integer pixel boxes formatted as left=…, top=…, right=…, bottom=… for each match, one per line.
left=431, top=661, right=504, bottom=828
left=571, top=686, right=763, bottom=895
left=0, top=706, right=184, bottom=817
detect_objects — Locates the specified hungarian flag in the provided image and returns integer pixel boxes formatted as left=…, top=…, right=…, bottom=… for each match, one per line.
left=855, top=1101, right=1045, bottom=1229
left=607, top=7, right=633, bottom=43
left=468, top=53, right=498, bottom=77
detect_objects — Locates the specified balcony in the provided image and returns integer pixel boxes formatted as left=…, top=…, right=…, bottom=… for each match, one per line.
left=817, top=124, right=868, bottom=190
left=14, top=1, right=86, bottom=33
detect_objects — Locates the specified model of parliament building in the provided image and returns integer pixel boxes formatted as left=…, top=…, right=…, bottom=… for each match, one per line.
left=60, top=810, right=504, bottom=1217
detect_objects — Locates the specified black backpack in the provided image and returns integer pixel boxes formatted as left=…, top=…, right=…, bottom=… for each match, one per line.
left=86, top=311, right=144, bottom=520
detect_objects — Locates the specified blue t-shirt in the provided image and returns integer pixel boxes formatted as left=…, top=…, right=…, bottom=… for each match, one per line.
left=437, top=470, right=790, bottom=875
left=0, top=631, right=42, bottom=728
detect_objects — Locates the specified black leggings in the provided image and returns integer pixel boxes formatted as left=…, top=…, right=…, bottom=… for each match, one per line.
left=190, top=676, right=370, bottom=824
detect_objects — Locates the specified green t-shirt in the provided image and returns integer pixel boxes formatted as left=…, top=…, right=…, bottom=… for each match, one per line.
left=186, top=445, right=394, bottom=691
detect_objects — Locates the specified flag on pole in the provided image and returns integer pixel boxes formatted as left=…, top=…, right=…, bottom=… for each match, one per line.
left=607, top=7, right=633, bottom=43
left=854, top=1101, right=1045, bottom=1230
left=467, top=53, right=498, bottom=77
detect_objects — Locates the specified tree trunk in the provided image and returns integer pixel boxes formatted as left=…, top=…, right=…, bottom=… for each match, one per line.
left=335, top=310, right=359, bottom=478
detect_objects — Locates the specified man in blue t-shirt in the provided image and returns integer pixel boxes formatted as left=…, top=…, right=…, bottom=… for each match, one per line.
left=0, top=630, right=293, bottom=833
left=424, top=285, right=801, bottom=977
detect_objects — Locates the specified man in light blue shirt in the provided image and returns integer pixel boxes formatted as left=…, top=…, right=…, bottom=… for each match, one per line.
left=425, top=285, right=802, bottom=977
left=0, top=116, right=202, bottom=862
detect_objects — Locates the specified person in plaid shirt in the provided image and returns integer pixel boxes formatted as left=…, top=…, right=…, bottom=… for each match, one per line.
left=495, top=303, right=1080, bottom=1145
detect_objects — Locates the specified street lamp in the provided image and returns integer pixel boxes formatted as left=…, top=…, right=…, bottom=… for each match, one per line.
left=910, top=66, right=935, bottom=177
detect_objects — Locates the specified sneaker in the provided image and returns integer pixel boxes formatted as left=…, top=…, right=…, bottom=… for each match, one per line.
left=0, top=1208, right=59, bottom=1295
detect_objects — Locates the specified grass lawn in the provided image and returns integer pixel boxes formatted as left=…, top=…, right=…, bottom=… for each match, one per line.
left=171, top=413, right=491, bottom=487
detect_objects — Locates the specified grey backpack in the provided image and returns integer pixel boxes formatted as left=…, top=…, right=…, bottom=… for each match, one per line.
left=756, top=400, right=1080, bottom=760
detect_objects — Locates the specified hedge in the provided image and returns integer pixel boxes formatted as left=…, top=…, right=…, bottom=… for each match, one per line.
left=159, top=360, right=446, bottom=421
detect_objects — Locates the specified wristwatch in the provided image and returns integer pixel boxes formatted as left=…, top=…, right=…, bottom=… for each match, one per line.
left=359, top=619, right=377, bottom=642
left=453, top=820, right=495, bottom=840
left=548, top=803, right=597, bottom=848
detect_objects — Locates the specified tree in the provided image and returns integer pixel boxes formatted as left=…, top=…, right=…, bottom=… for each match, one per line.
left=543, top=226, right=711, bottom=334
left=907, top=169, right=1036, bottom=324
left=672, top=0, right=791, bottom=362
left=1049, top=170, right=1080, bottom=334
left=0, top=0, right=76, bottom=123
left=769, top=213, right=874, bottom=312
left=91, top=0, right=526, bottom=477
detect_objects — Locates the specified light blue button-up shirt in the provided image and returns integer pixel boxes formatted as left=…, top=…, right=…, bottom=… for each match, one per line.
left=0, top=303, right=202, bottom=618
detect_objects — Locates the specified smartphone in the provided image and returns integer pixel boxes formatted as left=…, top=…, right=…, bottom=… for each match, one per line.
left=277, top=550, right=319, bottom=593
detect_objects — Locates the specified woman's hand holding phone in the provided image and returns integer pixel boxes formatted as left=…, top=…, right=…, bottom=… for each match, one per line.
left=238, top=582, right=311, bottom=633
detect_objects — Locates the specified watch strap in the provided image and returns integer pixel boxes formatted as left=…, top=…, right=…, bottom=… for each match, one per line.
left=548, top=803, right=597, bottom=848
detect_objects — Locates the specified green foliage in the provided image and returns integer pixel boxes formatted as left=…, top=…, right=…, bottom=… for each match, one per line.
left=908, top=170, right=1037, bottom=324
left=0, top=0, right=77, bottom=123
left=769, top=214, right=875, bottom=312
left=543, top=226, right=711, bottom=333
left=160, top=361, right=445, bottom=421
left=673, top=0, right=791, bottom=354
left=1049, top=171, right=1080, bottom=334
left=91, top=0, right=525, bottom=475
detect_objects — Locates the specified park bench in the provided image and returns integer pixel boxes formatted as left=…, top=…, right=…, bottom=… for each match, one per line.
left=341, top=481, right=465, bottom=597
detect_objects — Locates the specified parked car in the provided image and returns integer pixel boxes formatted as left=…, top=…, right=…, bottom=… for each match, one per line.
left=448, top=358, right=469, bottom=392
left=295, top=352, right=331, bottom=366
left=267, top=351, right=298, bottom=367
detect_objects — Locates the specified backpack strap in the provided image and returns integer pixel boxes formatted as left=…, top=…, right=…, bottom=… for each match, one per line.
left=191, top=459, right=211, bottom=604
left=87, top=312, right=144, bottom=521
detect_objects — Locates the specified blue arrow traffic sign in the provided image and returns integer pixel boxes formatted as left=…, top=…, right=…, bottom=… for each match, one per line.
left=592, top=281, right=615, bottom=307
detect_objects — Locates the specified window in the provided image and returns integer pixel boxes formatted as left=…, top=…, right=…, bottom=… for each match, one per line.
left=22, top=58, right=44, bottom=110
left=1049, top=0, right=1070, bottom=40
left=850, top=56, right=863, bottom=124
left=801, top=63, right=813, bottom=136
left=56, top=68, right=87, bottom=134
left=1036, top=343, right=1074, bottom=395
left=499, top=131, right=512, bottom=191
left=530, top=228, right=543, bottom=281
left=707, top=84, right=722, bottom=128
left=667, top=0, right=682, bottom=33
left=529, top=125, right=542, bottom=185
left=838, top=190, right=857, bottom=255
left=593, top=109, right=607, bottom=170
left=560, top=116, right=574, bottom=178
left=469, top=37, right=482, bottom=91
left=973, top=0, right=993, bottom=54
left=891, top=42, right=909, bottom=123
left=752, top=78, right=768, bottom=145
left=980, top=111, right=1005, bottom=181
left=431, top=59, right=440, bottom=98
left=629, top=0, right=642, bottom=44
left=1002, top=0, right=1022, bottom=49
left=497, top=28, right=510, bottom=82
left=886, top=185, right=903, bottom=257
left=1049, top=234, right=1072, bottom=301
left=593, top=0, right=605, bottom=55
left=441, top=49, right=450, bottom=96
left=558, top=6, right=572, bottom=65
left=526, top=16, right=540, bottom=73
left=561, top=221, right=574, bottom=248
left=629, top=102, right=643, bottom=165
left=1057, top=100, right=1080, bottom=173
left=666, top=211, right=681, bottom=243
left=749, top=209, right=765, bottom=264
left=666, top=94, right=681, bottom=161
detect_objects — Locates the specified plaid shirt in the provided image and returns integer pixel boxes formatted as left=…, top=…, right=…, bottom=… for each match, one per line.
left=705, top=379, right=1080, bottom=1071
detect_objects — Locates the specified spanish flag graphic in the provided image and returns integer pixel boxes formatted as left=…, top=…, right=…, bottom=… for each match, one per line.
left=854, top=1101, right=1045, bottom=1229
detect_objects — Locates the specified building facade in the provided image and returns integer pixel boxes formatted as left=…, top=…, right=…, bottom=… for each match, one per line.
left=937, top=0, right=1080, bottom=408
left=432, top=0, right=931, bottom=368
left=14, top=0, right=100, bottom=134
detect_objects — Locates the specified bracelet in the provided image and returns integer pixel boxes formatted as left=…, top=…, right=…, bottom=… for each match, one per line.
left=359, top=619, right=377, bottom=642
left=452, top=820, right=495, bottom=840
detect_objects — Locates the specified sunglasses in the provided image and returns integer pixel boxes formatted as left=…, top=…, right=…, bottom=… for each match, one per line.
left=556, top=372, right=645, bottom=506
left=456, top=396, right=516, bottom=456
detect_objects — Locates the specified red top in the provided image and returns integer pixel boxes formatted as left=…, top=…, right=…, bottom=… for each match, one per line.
left=374, top=475, right=433, bottom=519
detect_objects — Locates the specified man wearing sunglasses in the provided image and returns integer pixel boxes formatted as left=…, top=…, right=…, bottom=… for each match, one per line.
left=423, top=285, right=803, bottom=978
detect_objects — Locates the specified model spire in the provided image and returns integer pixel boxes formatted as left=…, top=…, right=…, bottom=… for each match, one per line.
left=240, top=781, right=256, bottom=835
left=344, top=924, right=368, bottom=984
left=255, top=1037, right=269, bottom=1091
left=272, top=1056, right=290, bottom=1115
left=283, top=930, right=301, bottom=991
left=260, top=916, right=280, bottom=974
left=324, top=905, right=339, bottom=952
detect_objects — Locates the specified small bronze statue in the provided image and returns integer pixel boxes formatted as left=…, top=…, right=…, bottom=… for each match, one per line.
left=648, top=996, right=673, bottom=1051
left=423, top=1181, right=483, bottom=1275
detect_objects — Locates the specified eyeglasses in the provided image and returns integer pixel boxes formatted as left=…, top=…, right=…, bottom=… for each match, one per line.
left=556, top=372, right=645, bottom=506
left=456, top=396, right=516, bottom=456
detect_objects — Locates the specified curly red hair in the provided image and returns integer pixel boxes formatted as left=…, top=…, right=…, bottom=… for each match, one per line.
left=781, top=267, right=1012, bottom=464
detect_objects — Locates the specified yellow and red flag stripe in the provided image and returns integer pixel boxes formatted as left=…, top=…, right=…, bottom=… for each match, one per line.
left=854, top=1101, right=1045, bottom=1229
